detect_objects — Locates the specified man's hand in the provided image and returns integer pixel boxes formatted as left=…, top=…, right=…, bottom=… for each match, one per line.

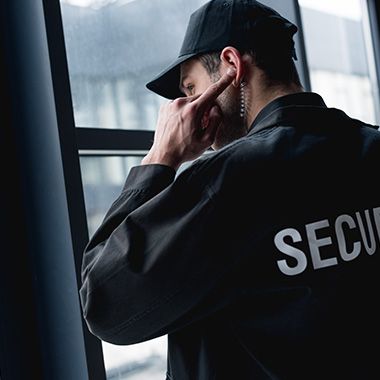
left=142, top=68, right=237, bottom=170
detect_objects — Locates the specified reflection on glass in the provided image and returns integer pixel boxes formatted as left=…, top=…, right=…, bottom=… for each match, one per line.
left=79, top=155, right=168, bottom=379
left=60, top=0, right=208, bottom=130
left=299, top=0, right=379, bottom=124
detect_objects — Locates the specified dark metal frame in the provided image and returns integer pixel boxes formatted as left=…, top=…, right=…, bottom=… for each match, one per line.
left=41, top=1, right=108, bottom=379
left=293, top=0, right=312, bottom=91
left=367, top=0, right=380, bottom=124
left=368, top=0, right=380, bottom=82
left=76, top=128, right=154, bottom=152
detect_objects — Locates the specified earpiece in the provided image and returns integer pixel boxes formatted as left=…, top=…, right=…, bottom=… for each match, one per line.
left=240, top=80, right=246, bottom=119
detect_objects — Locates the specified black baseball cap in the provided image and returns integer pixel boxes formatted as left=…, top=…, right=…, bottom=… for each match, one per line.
left=146, top=0, right=298, bottom=99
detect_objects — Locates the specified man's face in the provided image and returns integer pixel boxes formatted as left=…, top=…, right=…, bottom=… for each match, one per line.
left=180, top=58, right=247, bottom=150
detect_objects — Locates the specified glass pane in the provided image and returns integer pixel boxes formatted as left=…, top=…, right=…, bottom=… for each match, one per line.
left=60, top=0, right=208, bottom=130
left=299, top=0, right=379, bottom=124
left=80, top=155, right=167, bottom=379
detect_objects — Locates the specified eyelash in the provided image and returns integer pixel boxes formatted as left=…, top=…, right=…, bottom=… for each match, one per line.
left=186, top=84, right=195, bottom=94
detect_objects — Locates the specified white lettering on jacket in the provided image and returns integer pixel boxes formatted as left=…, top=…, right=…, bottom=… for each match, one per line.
left=274, top=207, right=380, bottom=276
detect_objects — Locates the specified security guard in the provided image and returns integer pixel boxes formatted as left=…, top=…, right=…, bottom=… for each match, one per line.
left=80, top=1, right=380, bottom=379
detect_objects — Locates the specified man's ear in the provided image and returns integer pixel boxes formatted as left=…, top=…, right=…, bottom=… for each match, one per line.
left=220, top=46, right=245, bottom=87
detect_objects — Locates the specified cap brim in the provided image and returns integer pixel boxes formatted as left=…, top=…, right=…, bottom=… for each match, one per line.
left=146, top=53, right=197, bottom=100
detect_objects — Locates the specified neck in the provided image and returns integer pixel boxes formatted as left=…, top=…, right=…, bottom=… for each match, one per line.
left=245, top=81, right=304, bottom=131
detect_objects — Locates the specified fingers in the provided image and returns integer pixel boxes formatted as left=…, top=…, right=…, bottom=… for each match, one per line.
left=167, top=93, right=201, bottom=107
left=201, top=105, right=222, bottom=143
left=166, top=67, right=236, bottom=109
left=195, top=68, right=237, bottom=109
left=185, top=93, right=202, bottom=102
left=167, top=97, right=188, bottom=107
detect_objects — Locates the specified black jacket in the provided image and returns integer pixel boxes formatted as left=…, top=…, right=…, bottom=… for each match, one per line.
left=80, top=92, right=380, bottom=379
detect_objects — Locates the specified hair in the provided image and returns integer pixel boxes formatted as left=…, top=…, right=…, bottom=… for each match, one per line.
left=197, top=48, right=302, bottom=88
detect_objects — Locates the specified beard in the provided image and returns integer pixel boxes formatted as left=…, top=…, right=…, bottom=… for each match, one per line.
left=211, top=82, right=249, bottom=150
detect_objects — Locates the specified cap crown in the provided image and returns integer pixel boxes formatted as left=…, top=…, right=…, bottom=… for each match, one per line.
left=179, top=0, right=297, bottom=58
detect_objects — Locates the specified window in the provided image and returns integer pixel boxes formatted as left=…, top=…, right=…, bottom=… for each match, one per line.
left=79, top=153, right=197, bottom=379
left=80, top=155, right=167, bottom=379
left=299, top=0, right=380, bottom=124
left=80, top=156, right=142, bottom=236
left=60, top=0, right=208, bottom=130
left=60, top=1, right=211, bottom=378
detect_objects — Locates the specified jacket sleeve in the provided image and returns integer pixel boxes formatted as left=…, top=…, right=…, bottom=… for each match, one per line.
left=79, top=163, right=239, bottom=345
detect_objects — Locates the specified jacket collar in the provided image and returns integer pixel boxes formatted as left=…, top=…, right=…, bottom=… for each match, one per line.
left=248, top=92, right=327, bottom=135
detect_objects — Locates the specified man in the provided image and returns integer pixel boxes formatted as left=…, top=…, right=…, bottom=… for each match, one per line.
left=80, top=0, right=380, bottom=379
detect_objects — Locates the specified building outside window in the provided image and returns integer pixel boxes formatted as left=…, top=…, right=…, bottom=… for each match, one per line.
left=60, top=0, right=207, bottom=131
left=299, top=0, right=380, bottom=125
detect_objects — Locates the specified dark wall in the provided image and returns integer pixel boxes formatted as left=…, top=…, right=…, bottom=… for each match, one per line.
left=0, top=2, right=44, bottom=377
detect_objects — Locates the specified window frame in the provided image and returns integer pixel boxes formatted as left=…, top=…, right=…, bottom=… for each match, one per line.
left=42, top=1, right=107, bottom=379
left=366, top=0, right=380, bottom=122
